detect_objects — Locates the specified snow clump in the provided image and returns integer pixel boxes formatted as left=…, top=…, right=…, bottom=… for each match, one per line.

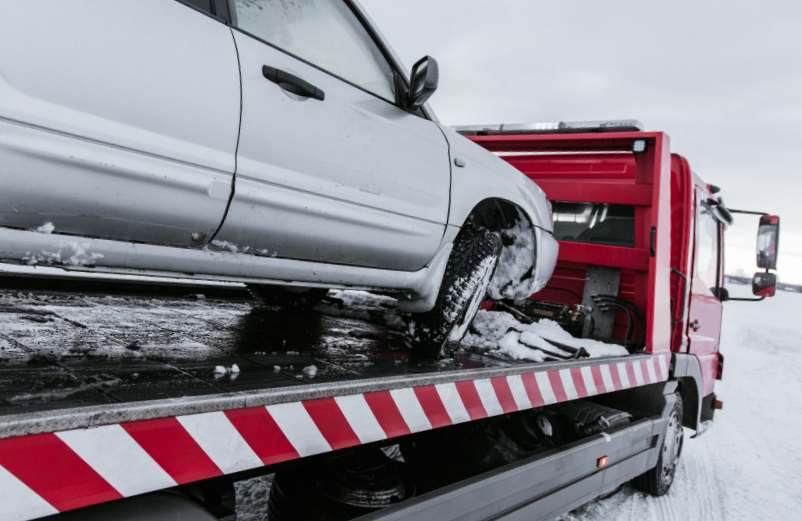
left=463, top=310, right=628, bottom=362
left=34, top=222, right=55, bottom=234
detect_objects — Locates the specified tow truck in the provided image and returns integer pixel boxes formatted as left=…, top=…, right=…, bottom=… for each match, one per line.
left=0, top=122, right=780, bottom=521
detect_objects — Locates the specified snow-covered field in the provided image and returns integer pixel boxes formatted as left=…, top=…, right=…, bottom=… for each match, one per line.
left=564, top=291, right=802, bottom=521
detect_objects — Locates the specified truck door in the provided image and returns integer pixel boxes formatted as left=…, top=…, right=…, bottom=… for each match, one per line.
left=215, top=0, right=450, bottom=271
left=0, top=1, right=240, bottom=248
left=687, top=190, right=724, bottom=397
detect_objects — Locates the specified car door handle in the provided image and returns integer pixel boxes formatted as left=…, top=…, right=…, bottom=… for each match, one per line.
left=262, top=65, right=325, bottom=101
left=689, top=319, right=701, bottom=332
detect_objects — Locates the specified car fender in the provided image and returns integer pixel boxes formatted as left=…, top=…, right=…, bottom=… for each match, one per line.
left=438, top=126, right=558, bottom=293
left=439, top=126, right=553, bottom=233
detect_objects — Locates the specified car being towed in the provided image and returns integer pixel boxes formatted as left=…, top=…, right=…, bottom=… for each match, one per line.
left=0, top=0, right=557, bottom=356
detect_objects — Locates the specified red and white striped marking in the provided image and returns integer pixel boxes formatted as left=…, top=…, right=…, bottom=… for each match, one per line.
left=0, top=355, right=670, bottom=521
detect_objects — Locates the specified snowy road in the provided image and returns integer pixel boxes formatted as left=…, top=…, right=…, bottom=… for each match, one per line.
left=565, top=291, right=802, bottom=521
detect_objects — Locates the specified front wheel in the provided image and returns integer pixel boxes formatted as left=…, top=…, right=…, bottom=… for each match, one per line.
left=409, top=228, right=502, bottom=358
left=632, top=394, right=684, bottom=496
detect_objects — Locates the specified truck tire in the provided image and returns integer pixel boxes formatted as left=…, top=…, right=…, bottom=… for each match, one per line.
left=247, top=285, right=328, bottom=310
left=410, top=227, right=502, bottom=358
left=632, top=395, right=684, bottom=496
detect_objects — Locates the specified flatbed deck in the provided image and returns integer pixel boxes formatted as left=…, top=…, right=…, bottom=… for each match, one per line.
left=0, top=277, right=524, bottom=427
left=0, top=275, right=670, bottom=521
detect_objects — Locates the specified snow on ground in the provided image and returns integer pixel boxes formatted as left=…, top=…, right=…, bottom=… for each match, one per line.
left=562, top=291, right=802, bottom=521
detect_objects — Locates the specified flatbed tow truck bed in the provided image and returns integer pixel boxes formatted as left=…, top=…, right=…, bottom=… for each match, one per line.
left=3, top=126, right=737, bottom=521
left=0, top=277, right=670, bottom=521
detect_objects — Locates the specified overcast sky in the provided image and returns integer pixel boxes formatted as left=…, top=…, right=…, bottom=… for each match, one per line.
left=362, top=0, right=802, bottom=283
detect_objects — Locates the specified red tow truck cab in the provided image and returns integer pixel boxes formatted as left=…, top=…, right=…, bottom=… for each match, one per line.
left=464, top=120, right=780, bottom=429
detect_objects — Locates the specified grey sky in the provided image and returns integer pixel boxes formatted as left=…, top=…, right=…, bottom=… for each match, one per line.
left=362, top=0, right=802, bottom=283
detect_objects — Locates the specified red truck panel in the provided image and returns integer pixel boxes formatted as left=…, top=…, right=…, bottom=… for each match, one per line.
left=469, top=131, right=673, bottom=355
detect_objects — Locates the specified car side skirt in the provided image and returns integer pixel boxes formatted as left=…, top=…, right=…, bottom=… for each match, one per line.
left=0, top=226, right=460, bottom=310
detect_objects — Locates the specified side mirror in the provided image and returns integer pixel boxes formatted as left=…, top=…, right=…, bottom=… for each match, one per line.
left=713, top=287, right=730, bottom=302
left=406, top=56, right=439, bottom=110
left=756, top=215, right=780, bottom=270
left=752, top=272, right=777, bottom=298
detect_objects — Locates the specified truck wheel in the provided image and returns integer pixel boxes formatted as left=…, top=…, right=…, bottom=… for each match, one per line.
left=247, top=285, right=328, bottom=310
left=632, top=395, right=684, bottom=496
left=410, top=227, right=502, bottom=358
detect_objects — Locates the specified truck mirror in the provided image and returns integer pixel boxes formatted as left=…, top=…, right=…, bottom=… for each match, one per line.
left=407, top=56, right=439, bottom=110
left=713, top=287, right=730, bottom=302
left=752, top=271, right=777, bottom=298
left=756, top=215, right=780, bottom=270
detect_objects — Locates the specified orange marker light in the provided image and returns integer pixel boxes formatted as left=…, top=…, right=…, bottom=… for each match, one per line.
left=596, top=456, right=609, bottom=469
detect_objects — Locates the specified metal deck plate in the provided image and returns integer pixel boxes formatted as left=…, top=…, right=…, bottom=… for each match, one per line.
left=0, top=278, right=514, bottom=421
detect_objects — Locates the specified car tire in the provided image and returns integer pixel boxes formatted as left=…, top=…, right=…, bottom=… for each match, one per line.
left=410, top=227, right=502, bottom=358
left=632, top=395, right=684, bottom=496
left=247, top=285, right=328, bottom=310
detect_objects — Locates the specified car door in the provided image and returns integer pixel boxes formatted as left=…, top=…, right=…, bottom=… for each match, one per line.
left=687, top=190, right=724, bottom=397
left=215, top=0, right=450, bottom=271
left=0, top=0, right=240, bottom=248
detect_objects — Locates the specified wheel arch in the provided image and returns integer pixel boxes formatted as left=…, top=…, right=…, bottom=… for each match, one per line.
left=672, top=353, right=704, bottom=431
left=464, top=197, right=533, bottom=233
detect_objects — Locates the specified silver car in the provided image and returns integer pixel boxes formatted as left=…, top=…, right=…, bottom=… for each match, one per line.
left=0, top=0, right=557, bottom=356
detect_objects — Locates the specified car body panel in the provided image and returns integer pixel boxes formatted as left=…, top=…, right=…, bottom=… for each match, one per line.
left=0, top=225, right=458, bottom=303
left=0, top=1, right=240, bottom=247
left=213, top=29, right=450, bottom=271
left=439, top=127, right=553, bottom=233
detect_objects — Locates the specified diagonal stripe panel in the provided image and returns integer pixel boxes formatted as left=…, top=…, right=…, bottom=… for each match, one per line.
left=491, top=377, right=518, bottom=413
left=558, top=369, right=579, bottom=400
left=590, top=365, right=606, bottom=394
left=506, top=375, right=532, bottom=411
left=1, top=355, right=675, bottom=521
left=414, top=386, right=452, bottom=429
left=535, top=372, right=557, bottom=404
left=643, top=358, right=657, bottom=383
left=455, top=380, right=489, bottom=420
left=56, top=425, right=176, bottom=498
left=658, top=354, right=669, bottom=379
left=266, top=402, right=331, bottom=457
left=303, top=398, right=361, bottom=451
left=225, top=407, right=299, bottom=465
left=177, top=412, right=262, bottom=475
left=0, top=464, right=58, bottom=520
left=364, top=390, right=411, bottom=438
left=390, top=388, right=432, bottom=433
left=548, top=371, right=568, bottom=402
left=631, top=360, right=645, bottom=386
left=609, top=363, right=624, bottom=390
left=474, top=378, right=504, bottom=416
left=0, top=433, right=121, bottom=513
left=570, top=367, right=588, bottom=397
left=335, top=394, right=388, bottom=444
left=522, top=372, right=545, bottom=407
left=123, top=417, right=221, bottom=485
left=435, top=383, right=471, bottom=425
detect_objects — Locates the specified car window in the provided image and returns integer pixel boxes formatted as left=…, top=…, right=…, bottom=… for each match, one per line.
left=233, top=0, right=396, bottom=102
left=182, top=0, right=214, bottom=14
left=695, top=204, right=720, bottom=292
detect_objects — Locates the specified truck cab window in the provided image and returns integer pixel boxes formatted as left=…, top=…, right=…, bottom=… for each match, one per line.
left=232, top=0, right=396, bottom=102
left=695, top=204, right=721, bottom=292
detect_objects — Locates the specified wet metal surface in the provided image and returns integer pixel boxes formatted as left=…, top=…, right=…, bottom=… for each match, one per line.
left=0, top=277, right=513, bottom=420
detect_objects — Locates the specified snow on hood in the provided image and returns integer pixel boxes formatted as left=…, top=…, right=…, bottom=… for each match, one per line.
left=463, top=310, right=629, bottom=362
